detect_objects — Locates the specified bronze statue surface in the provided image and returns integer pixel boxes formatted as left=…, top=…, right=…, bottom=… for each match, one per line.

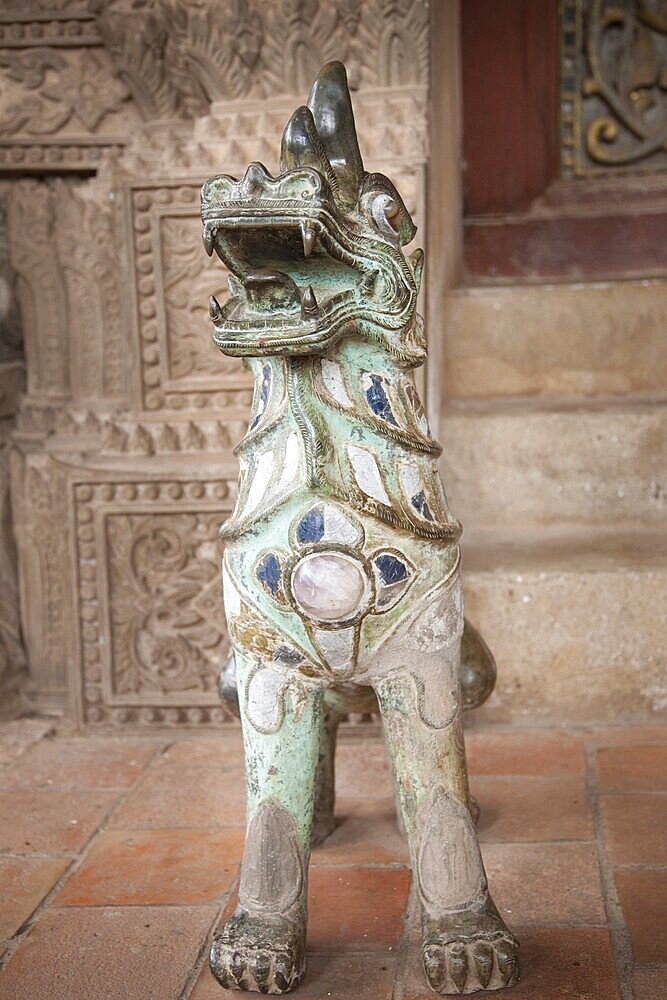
left=202, top=61, right=519, bottom=995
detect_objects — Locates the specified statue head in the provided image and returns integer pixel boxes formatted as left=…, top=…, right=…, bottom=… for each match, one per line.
left=201, top=61, right=424, bottom=360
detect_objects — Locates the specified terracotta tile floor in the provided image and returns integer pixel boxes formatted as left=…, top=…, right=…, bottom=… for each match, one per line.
left=0, top=718, right=665, bottom=1000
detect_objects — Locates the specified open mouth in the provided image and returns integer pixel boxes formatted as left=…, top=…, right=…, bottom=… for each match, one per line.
left=201, top=165, right=414, bottom=356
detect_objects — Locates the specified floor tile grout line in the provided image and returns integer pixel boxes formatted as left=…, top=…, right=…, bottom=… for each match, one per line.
left=584, top=743, right=636, bottom=1000
left=91, top=739, right=171, bottom=828
left=180, top=875, right=240, bottom=1000
left=0, top=719, right=57, bottom=781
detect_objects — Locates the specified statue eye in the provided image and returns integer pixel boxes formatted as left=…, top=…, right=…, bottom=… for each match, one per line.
left=371, top=194, right=401, bottom=236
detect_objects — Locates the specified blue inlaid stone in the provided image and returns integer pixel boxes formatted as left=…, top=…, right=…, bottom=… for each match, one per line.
left=411, top=490, right=434, bottom=521
left=257, top=552, right=282, bottom=595
left=365, top=374, right=397, bottom=426
left=250, top=364, right=272, bottom=429
left=296, top=508, right=325, bottom=544
left=375, top=553, right=409, bottom=585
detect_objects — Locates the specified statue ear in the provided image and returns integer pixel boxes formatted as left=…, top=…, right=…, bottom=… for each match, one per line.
left=409, top=248, right=424, bottom=293
left=307, top=61, right=364, bottom=208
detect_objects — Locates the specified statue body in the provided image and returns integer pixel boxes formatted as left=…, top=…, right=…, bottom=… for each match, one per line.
left=202, top=63, right=519, bottom=995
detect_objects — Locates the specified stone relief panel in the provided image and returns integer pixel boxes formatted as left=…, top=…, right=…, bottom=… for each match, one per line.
left=2, top=0, right=431, bottom=724
left=561, top=0, right=667, bottom=176
left=0, top=0, right=429, bottom=172
left=74, top=478, right=236, bottom=727
left=130, top=184, right=254, bottom=413
left=9, top=454, right=72, bottom=711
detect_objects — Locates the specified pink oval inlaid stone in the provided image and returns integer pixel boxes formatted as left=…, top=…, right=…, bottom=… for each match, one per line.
left=292, top=553, right=367, bottom=622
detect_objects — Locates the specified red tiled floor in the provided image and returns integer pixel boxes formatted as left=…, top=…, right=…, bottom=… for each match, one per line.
left=483, top=842, right=606, bottom=927
left=615, top=870, right=667, bottom=964
left=311, top=798, right=408, bottom=866
left=600, top=794, right=667, bottom=866
left=190, top=952, right=397, bottom=1000
left=465, top=729, right=586, bottom=777
left=308, top=866, right=410, bottom=952
left=0, top=789, right=119, bottom=854
left=0, top=857, right=70, bottom=938
left=108, top=757, right=246, bottom=830
left=473, top=775, right=593, bottom=842
left=595, top=744, right=667, bottom=792
left=0, top=719, right=55, bottom=770
left=0, top=737, right=160, bottom=791
left=0, top=905, right=217, bottom=1000
left=55, top=828, right=244, bottom=906
left=401, top=927, right=621, bottom=999
left=0, top=720, right=664, bottom=1000
left=582, top=725, right=667, bottom=747
left=334, top=739, right=394, bottom=800
left=634, top=967, right=667, bottom=1000
left=156, top=735, right=244, bottom=769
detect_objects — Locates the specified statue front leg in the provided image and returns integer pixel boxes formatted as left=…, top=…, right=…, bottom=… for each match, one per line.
left=210, top=652, right=322, bottom=995
left=373, top=578, right=519, bottom=994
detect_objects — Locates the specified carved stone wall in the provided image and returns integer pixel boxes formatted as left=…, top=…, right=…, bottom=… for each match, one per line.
left=0, top=0, right=431, bottom=726
left=0, top=190, right=26, bottom=718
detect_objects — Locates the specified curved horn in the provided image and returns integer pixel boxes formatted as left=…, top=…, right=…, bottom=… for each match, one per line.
left=280, top=105, right=339, bottom=196
left=307, top=61, right=364, bottom=208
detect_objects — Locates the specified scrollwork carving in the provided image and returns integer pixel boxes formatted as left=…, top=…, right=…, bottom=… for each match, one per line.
left=75, top=479, right=236, bottom=727
left=561, top=0, right=667, bottom=175
left=107, top=512, right=224, bottom=697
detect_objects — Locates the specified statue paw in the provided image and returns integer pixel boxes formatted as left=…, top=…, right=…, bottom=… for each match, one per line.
left=422, top=904, right=519, bottom=994
left=210, top=909, right=305, bottom=994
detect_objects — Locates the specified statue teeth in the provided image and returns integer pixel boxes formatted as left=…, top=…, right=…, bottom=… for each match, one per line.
left=202, top=228, right=216, bottom=256
left=209, top=295, right=223, bottom=322
left=301, top=222, right=317, bottom=257
left=301, top=285, right=318, bottom=316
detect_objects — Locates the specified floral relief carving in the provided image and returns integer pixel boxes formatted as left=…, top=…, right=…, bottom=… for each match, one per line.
left=106, top=511, right=225, bottom=698
left=75, top=480, right=236, bottom=726
left=90, top=0, right=429, bottom=121
left=0, top=48, right=130, bottom=136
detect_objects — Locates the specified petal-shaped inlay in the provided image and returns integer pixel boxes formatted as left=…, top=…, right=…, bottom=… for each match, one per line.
left=321, top=358, right=352, bottom=407
left=348, top=444, right=390, bottom=505
left=372, top=550, right=414, bottom=612
left=296, top=508, right=325, bottom=544
left=294, top=503, right=363, bottom=548
left=250, top=364, right=272, bottom=429
left=312, top=626, right=356, bottom=675
left=256, top=552, right=283, bottom=598
left=362, top=372, right=398, bottom=426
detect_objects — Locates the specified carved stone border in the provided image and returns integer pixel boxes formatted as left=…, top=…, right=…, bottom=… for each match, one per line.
left=72, top=476, right=236, bottom=728
left=129, top=182, right=254, bottom=414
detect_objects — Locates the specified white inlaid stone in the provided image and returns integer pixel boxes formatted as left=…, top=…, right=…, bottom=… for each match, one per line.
left=399, top=460, right=422, bottom=497
left=312, top=626, right=355, bottom=674
left=222, top=560, right=241, bottom=617
left=246, top=665, right=287, bottom=733
left=242, top=449, right=274, bottom=517
left=321, top=358, right=352, bottom=407
left=292, top=552, right=367, bottom=622
left=347, top=444, right=391, bottom=505
left=322, top=504, right=362, bottom=546
left=277, top=432, right=300, bottom=492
